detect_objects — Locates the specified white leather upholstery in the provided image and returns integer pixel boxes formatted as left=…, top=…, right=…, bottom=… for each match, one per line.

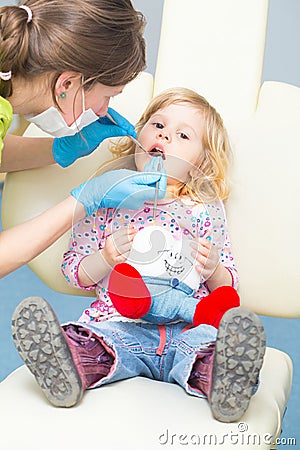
left=227, top=81, right=300, bottom=317
left=154, top=0, right=269, bottom=127
left=1, top=1, right=296, bottom=448
left=0, top=348, right=292, bottom=450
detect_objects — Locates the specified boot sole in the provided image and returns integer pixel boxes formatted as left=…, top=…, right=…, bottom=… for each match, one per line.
left=11, top=296, right=83, bottom=407
left=210, top=307, right=266, bottom=422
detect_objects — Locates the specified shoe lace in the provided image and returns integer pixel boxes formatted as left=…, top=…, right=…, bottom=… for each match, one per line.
left=64, top=325, right=113, bottom=365
left=64, top=325, right=93, bottom=346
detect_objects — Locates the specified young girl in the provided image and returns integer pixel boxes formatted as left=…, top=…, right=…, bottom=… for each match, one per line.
left=12, top=88, right=266, bottom=423
left=0, top=0, right=166, bottom=278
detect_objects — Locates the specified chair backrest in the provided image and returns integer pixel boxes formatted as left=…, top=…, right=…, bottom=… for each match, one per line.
left=3, top=0, right=300, bottom=317
left=154, top=0, right=269, bottom=127
left=226, top=80, right=300, bottom=317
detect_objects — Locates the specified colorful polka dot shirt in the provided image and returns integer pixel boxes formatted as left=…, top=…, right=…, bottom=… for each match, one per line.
left=61, top=197, right=238, bottom=323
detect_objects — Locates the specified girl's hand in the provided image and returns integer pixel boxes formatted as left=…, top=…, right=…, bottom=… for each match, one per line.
left=190, top=235, right=220, bottom=281
left=101, top=225, right=137, bottom=268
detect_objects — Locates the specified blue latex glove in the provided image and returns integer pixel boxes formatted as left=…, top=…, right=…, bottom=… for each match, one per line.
left=52, top=107, right=136, bottom=167
left=143, top=155, right=164, bottom=177
left=71, top=165, right=167, bottom=216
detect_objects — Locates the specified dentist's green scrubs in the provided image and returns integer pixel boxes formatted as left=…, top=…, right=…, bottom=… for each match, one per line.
left=0, top=96, right=13, bottom=163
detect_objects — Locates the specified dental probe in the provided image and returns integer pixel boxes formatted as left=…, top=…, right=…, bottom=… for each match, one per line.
left=152, top=157, right=164, bottom=224
left=106, top=112, right=148, bottom=154
left=106, top=111, right=163, bottom=222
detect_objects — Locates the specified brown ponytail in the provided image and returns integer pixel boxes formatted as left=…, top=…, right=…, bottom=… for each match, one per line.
left=0, top=5, right=32, bottom=97
left=0, top=0, right=146, bottom=98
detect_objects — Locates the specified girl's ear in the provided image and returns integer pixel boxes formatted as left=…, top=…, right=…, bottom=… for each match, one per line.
left=55, top=72, right=82, bottom=98
left=188, top=150, right=206, bottom=178
left=189, top=165, right=202, bottom=179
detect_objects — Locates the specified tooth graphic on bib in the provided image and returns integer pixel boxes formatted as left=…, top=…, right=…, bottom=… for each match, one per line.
left=127, top=226, right=200, bottom=289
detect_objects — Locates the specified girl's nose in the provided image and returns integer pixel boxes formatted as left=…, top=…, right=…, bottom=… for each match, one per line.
left=157, top=130, right=170, bottom=142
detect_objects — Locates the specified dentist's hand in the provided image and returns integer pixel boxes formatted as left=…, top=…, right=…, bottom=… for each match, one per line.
left=71, top=166, right=167, bottom=216
left=52, top=107, right=136, bottom=167
left=143, top=155, right=167, bottom=199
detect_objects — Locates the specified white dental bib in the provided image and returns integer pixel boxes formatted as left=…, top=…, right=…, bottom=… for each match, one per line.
left=127, top=226, right=201, bottom=290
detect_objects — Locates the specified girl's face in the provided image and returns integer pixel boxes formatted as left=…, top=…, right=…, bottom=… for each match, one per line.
left=135, top=103, right=205, bottom=190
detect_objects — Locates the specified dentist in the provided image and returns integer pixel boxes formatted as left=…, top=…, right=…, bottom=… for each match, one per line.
left=0, top=0, right=165, bottom=279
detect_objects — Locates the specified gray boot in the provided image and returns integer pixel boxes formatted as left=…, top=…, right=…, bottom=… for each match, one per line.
left=12, top=296, right=114, bottom=408
left=189, top=307, right=266, bottom=422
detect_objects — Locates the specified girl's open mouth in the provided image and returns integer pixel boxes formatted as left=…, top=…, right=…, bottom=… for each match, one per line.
left=149, top=146, right=166, bottom=160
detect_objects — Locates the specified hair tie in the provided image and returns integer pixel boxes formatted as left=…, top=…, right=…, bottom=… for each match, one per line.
left=19, top=4, right=33, bottom=23
left=0, top=71, right=12, bottom=81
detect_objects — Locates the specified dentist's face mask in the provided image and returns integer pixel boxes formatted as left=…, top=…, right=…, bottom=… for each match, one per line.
left=25, top=86, right=98, bottom=137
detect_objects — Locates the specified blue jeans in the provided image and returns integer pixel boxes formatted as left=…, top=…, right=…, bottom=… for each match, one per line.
left=66, top=320, right=217, bottom=397
left=141, top=276, right=198, bottom=324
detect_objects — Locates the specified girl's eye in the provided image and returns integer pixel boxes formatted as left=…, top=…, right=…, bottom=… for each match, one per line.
left=153, top=122, right=164, bottom=129
left=179, top=132, right=189, bottom=140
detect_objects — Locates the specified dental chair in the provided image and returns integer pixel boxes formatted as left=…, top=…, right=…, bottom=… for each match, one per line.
left=1, top=1, right=299, bottom=448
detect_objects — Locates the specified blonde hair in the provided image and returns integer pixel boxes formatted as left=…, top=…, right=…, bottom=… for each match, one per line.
left=0, top=0, right=146, bottom=100
left=109, top=87, right=232, bottom=201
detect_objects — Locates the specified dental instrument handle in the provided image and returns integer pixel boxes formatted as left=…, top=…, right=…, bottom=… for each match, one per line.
left=152, top=156, right=163, bottom=222
left=106, top=112, right=147, bottom=154
left=153, top=181, right=159, bottom=222
left=128, top=135, right=148, bottom=154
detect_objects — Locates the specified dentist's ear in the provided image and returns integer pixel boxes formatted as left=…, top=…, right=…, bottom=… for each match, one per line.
left=55, top=72, right=82, bottom=98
